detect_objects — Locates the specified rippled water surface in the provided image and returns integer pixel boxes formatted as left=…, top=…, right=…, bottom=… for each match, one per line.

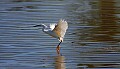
left=0, top=0, right=120, bottom=69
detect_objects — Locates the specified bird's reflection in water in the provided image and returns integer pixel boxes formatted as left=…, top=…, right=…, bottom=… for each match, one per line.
left=54, top=55, right=66, bottom=69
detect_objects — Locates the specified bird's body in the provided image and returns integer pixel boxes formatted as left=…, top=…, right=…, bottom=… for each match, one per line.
left=33, top=19, right=68, bottom=54
left=43, top=24, right=58, bottom=38
left=34, top=19, right=68, bottom=42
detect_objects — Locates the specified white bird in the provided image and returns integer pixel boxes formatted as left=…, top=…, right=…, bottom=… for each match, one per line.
left=33, top=19, right=68, bottom=53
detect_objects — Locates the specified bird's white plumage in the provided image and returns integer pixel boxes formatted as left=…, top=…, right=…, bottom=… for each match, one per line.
left=49, top=24, right=56, bottom=30
left=53, top=19, right=68, bottom=38
left=34, top=19, right=68, bottom=42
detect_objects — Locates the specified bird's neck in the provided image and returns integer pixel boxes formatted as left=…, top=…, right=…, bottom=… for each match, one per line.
left=41, top=24, right=47, bottom=32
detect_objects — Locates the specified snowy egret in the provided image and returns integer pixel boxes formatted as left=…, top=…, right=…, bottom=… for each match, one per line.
left=33, top=19, right=68, bottom=53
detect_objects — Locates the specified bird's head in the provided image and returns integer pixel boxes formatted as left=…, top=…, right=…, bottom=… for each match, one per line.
left=58, top=37, right=63, bottom=42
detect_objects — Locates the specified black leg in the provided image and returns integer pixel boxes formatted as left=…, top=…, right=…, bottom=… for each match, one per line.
left=56, top=41, right=62, bottom=55
left=58, top=41, right=62, bottom=46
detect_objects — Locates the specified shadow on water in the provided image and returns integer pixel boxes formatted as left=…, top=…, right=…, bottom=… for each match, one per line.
left=90, top=0, right=120, bottom=42
left=74, top=0, right=120, bottom=68
left=73, top=0, right=120, bottom=43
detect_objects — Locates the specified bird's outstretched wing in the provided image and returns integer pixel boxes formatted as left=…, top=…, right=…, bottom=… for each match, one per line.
left=49, top=24, right=56, bottom=30
left=53, top=19, right=68, bottom=38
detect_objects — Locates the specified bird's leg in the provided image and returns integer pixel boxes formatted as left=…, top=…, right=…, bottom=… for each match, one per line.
left=56, top=41, right=62, bottom=55
left=58, top=41, right=62, bottom=46
left=56, top=45, right=60, bottom=55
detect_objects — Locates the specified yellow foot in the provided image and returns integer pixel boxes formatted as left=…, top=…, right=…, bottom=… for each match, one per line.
left=56, top=45, right=60, bottom=51
left=56, top=45, right=60, bottom=55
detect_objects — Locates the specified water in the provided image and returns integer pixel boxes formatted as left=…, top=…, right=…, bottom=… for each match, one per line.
left=0, top=0, right=120, bottom=69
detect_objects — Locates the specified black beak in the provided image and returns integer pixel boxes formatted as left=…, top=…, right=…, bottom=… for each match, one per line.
left=33, top=25, right=41, bottom=27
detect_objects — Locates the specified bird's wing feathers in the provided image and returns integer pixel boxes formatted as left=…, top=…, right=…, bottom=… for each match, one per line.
left=49, top=24, right=56, bottom=30
left=53, top=19, right=68, bottom=38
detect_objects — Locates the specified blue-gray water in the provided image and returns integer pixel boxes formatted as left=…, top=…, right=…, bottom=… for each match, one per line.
left=0, top=0, right=120, bottom=69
